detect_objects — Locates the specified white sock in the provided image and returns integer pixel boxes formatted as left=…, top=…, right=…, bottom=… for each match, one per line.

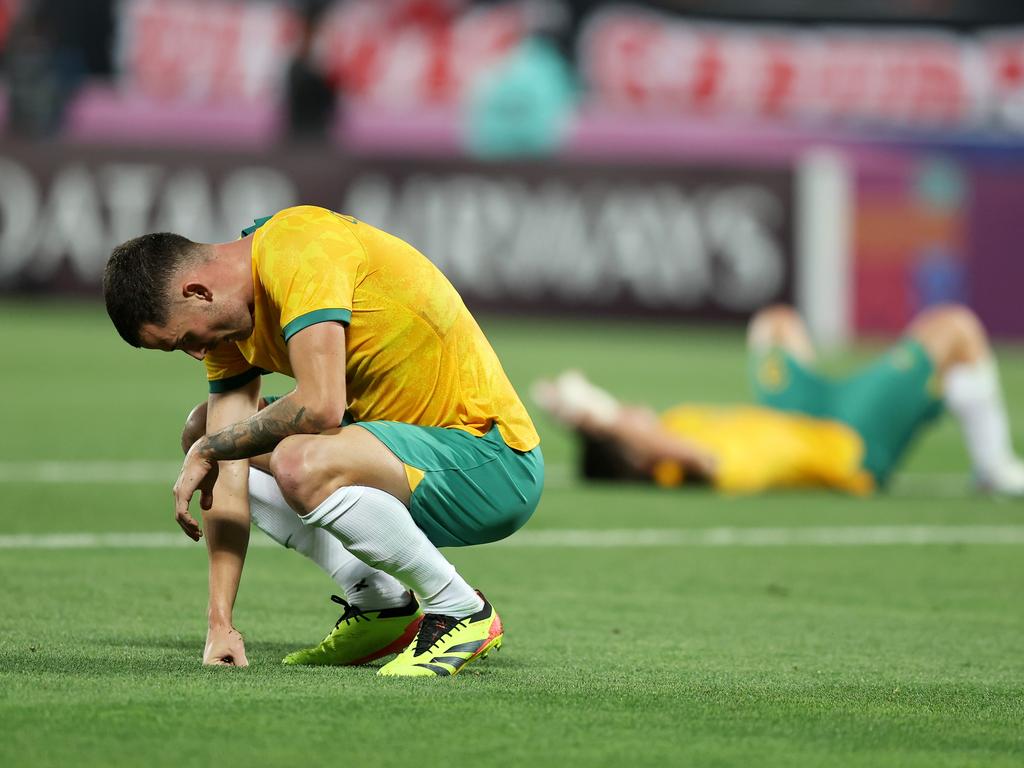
left=943, top=359, right=1020, bottom=482
left=300, top=484, right=484, bottom=618
left=247, top=469, right=408, bottom=609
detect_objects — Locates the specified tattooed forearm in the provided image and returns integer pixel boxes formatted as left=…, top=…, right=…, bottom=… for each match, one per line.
left=199, top=397, right=319, bottom=461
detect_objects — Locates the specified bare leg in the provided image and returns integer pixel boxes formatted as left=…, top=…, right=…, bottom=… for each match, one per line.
left=746, top=304, right=817, bottom=363
left=905, top=303, right=1024, bottom=493
left=906, top=304, right=991, bottom=375
left=269, top=428, right=483, bottom=617
left=269, top=426, right=412, bottom=511
left=179, top=400, right=408, bottom=608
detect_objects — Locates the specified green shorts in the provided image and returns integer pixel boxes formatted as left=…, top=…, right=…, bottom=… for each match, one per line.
left=750, top=340, right=943, bottom=485
left=356, top=422, right=544, bottom=548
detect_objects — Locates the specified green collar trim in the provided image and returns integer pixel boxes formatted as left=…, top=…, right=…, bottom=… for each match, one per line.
left=241, top=216, right=273, bottom=238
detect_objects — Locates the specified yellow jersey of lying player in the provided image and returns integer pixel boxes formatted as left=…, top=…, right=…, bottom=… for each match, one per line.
left=204, top=205, right=539, bottom=453
left=656, top=405, right=874, bottom=495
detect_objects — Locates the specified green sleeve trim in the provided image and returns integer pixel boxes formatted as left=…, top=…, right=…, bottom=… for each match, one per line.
left=240, top=216, right=273, bottom=238
left=282, top=308, right=351, bottom=342
left=208, top=367, right=267, bottom=394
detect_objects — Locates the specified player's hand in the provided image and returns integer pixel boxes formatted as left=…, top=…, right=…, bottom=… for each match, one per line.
left=203, top=625, right=249, bottom=667
left=684, top=448, right=718, bottom=479
left=173, top=438, right=220, bottom=541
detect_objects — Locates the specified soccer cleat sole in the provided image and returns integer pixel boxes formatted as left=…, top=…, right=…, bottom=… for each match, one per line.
left=468, top=633, right=502, bottom=664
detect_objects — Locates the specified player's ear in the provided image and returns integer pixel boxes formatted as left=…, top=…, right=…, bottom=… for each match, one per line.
left=183, top=282, right=213, bottom=302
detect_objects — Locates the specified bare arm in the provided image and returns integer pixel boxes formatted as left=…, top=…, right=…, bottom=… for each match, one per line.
left=638, top=428, right=718, bottom=480
left=176, top=378, right=258, bottom=666
left=202, top=378, right=259, bottom=629
left=196, top=322, right=349, bottom=461
left=592, top=409, right=718, bottom=481
left=173, top=322, right=349, bottom=522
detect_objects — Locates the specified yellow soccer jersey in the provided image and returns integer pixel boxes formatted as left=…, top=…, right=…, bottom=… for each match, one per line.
left=657, top=405, right=873, bottom=495
left=204, top=206, right=539, bottom=452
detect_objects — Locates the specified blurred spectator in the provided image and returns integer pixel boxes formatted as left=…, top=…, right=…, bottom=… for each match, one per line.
left=5, top=3, right=62, bottom=137
left=4, top=0, right=112, bottom=138
left=284, top=2, right=338, bottom=145
left=464, top=3, right=576, bottom=158
left=57, top=0, right=113, bottom=78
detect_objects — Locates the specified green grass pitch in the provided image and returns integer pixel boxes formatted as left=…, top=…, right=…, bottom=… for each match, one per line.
left=0, top=301, right=1021, bottom=767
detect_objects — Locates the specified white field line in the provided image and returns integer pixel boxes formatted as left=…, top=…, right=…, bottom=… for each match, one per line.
left=1, top=526, right=1023, bottom=550
left=0, top=461, right=180, bottom=483
left=0, top=460, right=975, bottom=496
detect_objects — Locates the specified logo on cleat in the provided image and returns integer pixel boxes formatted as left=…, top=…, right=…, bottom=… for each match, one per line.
left=412, top=641, right=490, bottom=675
left=414, top=663, right=453, bottom=676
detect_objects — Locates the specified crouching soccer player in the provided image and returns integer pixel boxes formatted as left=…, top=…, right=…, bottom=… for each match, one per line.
left=534, top=304, right=1024, bottom=495
left=103, top=206, right=543, bottom=675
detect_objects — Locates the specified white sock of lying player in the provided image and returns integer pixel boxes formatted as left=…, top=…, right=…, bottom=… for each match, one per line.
left=248, top=468, right=409, bottom=609
left=300, top=484, right=484, bottom=618
left=943, top=358, right=1024, bottom=493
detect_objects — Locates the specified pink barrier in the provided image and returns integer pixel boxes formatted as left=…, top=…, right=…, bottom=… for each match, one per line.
left=566, top=109, right=811, bottom=165
left=0, top=82, right=7, bottom=132
left=63, top=86, right=465, bottom=155
left=56, top=83, right=950, bottom=173
left=65, top=84, right=282, bottom=148
left=340, top=105, right=463, bottom=155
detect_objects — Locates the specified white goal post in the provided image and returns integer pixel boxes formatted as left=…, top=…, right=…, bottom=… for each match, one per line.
left=795, top=148, right=854, bottom=349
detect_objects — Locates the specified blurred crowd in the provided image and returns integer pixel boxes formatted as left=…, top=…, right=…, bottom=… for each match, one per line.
left=2, top=0, right=113, bottom=136
left=0, top=0, right=583, bottom=144
left=4, top=0, right=1024, bottom=147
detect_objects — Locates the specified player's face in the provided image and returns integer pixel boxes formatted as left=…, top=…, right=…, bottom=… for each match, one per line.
left=139, top=300, right=254, bottom=360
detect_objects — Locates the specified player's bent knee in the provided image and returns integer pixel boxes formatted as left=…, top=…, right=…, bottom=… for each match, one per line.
left=270, top=435, right=356, bottom=514
left=910, top=304, right=986, bottom=352
left=747, top=305, right=815, bottom=363
left=747, top=305, right=801, bottom=344
left=269, top=436, right=315, bottom=509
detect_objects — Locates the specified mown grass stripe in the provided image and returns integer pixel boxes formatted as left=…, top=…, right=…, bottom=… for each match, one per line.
left=1, top=526, right=1022, bottom=550
left=0, top=460, right=977, bottom=497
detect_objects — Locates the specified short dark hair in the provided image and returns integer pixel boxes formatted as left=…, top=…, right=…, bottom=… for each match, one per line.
left=579, top=433, right=647, bottom=483
left=103, top=233, right=200, bottom=347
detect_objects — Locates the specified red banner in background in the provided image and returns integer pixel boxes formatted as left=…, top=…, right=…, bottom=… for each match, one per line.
left=117, top=0, right=298, bottom=104
left=0, top=0, right=19, bottom=52
left=579, top=8, right=1024, bottom=132
left=109, top=0, right=1024, bottom=131
left=983, top=32, right=1024, bottom=129
left=317, top=0, right=528, bottom=107
left=115, top=0, right=532, bottom=107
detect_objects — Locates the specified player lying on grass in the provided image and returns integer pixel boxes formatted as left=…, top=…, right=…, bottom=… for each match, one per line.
left=103, top=205, right=543, bottom=675
left=534, top=303, right=1024, bottom=495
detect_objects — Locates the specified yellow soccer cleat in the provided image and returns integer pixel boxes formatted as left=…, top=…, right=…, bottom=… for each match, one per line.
left=282, top=592, right=422, bottom=666
left=376, top=593, right=503, bottom=677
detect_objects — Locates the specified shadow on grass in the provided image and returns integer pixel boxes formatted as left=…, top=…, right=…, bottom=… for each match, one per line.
left=1, top=638, right=307, bottom=675
left=93, top=636, right=305, bottom=655
left=2, top=634, right=513, bottom=677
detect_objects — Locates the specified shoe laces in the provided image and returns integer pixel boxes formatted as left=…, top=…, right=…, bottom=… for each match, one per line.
left=330, top=595, right=369, bottom=628
left=413, top=614, right=465, bottom=655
